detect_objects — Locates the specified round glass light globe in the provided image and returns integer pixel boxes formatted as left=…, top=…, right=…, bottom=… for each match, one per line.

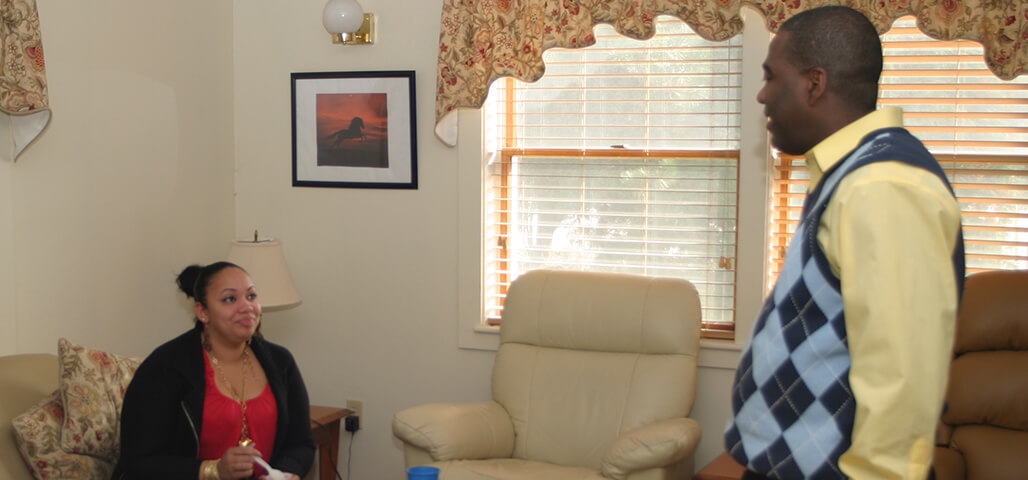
left=322, top=0, right=364, bottom=34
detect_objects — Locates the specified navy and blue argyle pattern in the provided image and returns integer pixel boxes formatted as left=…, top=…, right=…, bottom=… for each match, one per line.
left=725, top=128, right=965, bottom=479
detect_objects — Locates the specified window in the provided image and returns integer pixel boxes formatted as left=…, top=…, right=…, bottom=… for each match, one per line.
left=483, top=18, right=743, bottom=337
left=768, top=16, right=1028, bottom=288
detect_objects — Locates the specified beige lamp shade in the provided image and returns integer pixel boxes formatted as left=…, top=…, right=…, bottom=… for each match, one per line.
left=227, top=238, right=302, bottom=310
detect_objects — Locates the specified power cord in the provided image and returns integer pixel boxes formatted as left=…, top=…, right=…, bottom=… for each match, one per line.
left=346, top=429, right=355, bottom=480
left=343, top=415, right=359, bottom=480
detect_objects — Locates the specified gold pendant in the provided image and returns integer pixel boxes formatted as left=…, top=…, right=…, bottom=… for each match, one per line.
left=239, top=437, right=254, bottom=448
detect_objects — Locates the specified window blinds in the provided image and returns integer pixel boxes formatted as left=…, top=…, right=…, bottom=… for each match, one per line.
left=485, top=18, right=743, bottom=336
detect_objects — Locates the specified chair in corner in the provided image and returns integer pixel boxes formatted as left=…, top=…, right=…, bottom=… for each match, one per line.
left=392, top=269, right=703, bottom=480
left=932, top=269, right=1028, bottom=480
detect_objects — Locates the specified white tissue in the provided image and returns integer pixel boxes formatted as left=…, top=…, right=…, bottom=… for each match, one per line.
left=253, top=456, right=289, bottom=480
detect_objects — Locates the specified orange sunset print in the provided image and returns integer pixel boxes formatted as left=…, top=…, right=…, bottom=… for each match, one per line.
left=316, top=93, right=389, bottom=168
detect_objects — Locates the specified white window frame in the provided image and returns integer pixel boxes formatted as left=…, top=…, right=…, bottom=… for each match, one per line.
left=456, top=9, right=770, bottom=368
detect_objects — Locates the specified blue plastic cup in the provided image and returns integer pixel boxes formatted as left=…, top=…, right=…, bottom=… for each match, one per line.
left=406, top=465, right=440, bottom=480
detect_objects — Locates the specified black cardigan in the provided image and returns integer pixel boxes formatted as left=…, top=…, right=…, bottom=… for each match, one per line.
left=112, top=325, right=314, bottom=479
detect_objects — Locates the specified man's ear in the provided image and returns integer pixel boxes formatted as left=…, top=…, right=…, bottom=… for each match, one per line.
left=804, top=67, right=828, bottom=106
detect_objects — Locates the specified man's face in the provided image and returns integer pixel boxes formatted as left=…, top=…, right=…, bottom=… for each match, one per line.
left=757, top=32, right=814, bottom=155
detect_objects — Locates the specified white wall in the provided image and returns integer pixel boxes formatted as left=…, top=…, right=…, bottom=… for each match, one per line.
left=234, top=2, right=769, bottom=478
left=232, top=1, right=498, bottom=478
left=0, top=0, right=235, bottom=356
left=0, top=1, right=767, bottom=478
left=0, top=154, right=13, bottom=352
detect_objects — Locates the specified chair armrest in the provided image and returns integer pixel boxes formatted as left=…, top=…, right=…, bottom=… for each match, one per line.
left=601, top=417, right=702, bottom=480
left=932, top=446, right=965, bottom=480
left=392, top=401, right=515, bottom=462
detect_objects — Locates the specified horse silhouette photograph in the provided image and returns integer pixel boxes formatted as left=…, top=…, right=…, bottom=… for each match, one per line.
left=292, top=70, right=417, bottom=189
left=325, top=116, right=366, bottom=146
left=315, top=93, right=388, bottom=168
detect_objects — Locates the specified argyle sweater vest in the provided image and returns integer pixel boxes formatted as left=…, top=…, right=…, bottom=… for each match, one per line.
left=724, top=128, right=965, bottom=479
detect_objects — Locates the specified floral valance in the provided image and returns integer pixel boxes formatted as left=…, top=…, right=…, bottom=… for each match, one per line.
left=434, top=0, right=1028, bottom=146
left=0, top=0, right=50, bottom=161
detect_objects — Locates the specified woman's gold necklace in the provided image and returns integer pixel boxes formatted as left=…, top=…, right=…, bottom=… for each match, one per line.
left=207, top=344, right=254, bottom=447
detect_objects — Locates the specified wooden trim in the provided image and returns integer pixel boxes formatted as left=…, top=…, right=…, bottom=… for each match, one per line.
left=497, top=148, right=740, bottom=159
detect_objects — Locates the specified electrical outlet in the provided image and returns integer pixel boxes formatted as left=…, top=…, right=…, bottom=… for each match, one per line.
left=346, top=399, right=364, bottom=419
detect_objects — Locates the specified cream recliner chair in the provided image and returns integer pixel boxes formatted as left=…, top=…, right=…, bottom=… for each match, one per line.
left=392, top=269, right=703, bottom=479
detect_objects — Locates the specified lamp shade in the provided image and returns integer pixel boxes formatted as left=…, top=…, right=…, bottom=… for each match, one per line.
left=322, top=0, right=365, bottom=34
left=227, top=238, right=302, bottom=310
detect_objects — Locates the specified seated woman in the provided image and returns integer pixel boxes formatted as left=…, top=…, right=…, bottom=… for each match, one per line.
left=114, top=262, right=314, bottom=480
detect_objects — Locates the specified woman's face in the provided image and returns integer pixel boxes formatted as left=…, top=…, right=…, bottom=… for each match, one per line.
left=196, top=267, right=261, bottom=345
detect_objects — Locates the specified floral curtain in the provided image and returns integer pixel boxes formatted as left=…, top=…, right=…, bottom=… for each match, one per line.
left=434, top=0, right=1028, bottom=146
left=0, top=0, right=50, bottom=161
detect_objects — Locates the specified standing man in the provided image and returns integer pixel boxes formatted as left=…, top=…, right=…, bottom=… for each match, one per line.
left=725, top=6, right=965, bottom=480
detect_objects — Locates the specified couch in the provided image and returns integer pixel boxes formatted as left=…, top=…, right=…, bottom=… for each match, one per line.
left=1, top=339, right=140, bottom=480
left=0, top=353, right=58, bottom=480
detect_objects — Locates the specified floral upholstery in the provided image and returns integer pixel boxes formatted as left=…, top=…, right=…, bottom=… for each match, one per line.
left=11, top=391, right=113, bottom=480
left=56, top=338, right=141, bottom=462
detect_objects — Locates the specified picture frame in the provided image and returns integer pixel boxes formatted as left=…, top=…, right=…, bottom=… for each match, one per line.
left=291, top=70, right=417, bottom=189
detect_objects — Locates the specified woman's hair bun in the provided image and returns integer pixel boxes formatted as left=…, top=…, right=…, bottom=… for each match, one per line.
left=176, top=264, right=204, bottom=300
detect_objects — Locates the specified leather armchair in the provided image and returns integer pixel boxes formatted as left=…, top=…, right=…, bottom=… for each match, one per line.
left=393, top=270, right=703, bottom=480
left=932, top=269, right=1028, bottom=480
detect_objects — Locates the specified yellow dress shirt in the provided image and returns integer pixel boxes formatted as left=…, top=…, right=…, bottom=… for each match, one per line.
left=805, top=108, right=963, bottom=480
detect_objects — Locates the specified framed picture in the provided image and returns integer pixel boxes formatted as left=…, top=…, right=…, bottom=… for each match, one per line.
left=291, top=70, right=417, bottom=189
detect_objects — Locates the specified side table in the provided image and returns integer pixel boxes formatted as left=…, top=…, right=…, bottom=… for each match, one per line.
left=693, top=452, right=746, bottom=480
left=310, top=405, right=353, bottom=480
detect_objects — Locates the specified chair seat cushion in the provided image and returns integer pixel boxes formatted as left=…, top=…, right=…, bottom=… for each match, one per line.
left=951, top=425, right=1028, bottom=480
left=432, top=458, right=606, bottom=480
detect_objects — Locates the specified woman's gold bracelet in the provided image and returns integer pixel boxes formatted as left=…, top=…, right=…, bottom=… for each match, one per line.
left=202, top=459, right=221, bottom=480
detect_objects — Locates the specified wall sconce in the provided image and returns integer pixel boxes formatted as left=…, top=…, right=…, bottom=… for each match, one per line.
left=227, top=232, right=302, bottom=311
left=322, top=0, right=374, bottom=45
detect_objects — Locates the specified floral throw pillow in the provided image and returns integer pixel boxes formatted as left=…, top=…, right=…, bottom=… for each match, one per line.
left=11, top=390, right=113, bottom=480
left=57, top=338, right=141, bottom=462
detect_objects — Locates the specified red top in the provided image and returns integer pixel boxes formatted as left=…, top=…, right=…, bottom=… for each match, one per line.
left=198, top=350, right=278, bottom=466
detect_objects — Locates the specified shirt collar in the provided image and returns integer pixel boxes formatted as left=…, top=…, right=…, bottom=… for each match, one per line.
left=804, top=107, right=904, bottom=190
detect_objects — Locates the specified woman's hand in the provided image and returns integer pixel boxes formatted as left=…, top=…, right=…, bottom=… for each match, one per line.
left=218, top=445, right=263, bottom=479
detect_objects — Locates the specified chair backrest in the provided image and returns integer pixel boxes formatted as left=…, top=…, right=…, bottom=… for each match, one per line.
left=940, top=269, right=1028, bottom=479
left=492, top=270, right=701, bottom=469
